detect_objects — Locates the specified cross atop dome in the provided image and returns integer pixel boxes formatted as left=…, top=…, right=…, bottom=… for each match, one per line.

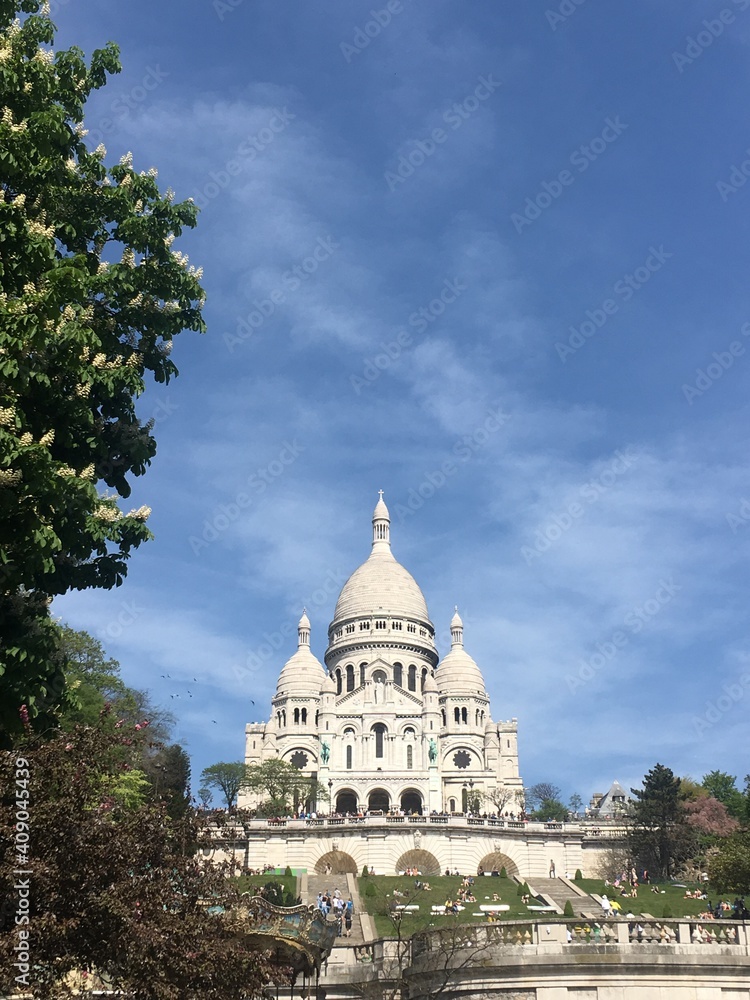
left=372, top=490, right=390, bottom=550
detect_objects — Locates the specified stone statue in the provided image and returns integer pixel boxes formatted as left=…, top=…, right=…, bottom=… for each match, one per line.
left=428, top=738, right=437, bottom=763
left=321, top=740, right=330, bottom=764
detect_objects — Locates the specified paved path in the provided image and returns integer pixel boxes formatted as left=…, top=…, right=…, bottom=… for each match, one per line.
left=305, top=873, right=366, bottom=945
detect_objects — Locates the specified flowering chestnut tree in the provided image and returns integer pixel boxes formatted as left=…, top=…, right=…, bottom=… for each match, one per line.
left=0, top=0, right=205, bottom=736
left=0, top=722, right=274, bottom=999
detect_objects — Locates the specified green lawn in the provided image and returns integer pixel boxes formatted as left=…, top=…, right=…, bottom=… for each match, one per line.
left=236, top=872, right=299, bottom=902
left=572, top=878, right=714, bottom=919
left=357, top=874, right=542, bottom=935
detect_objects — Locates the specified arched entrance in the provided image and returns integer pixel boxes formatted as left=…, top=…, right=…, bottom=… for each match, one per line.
left=395, top=849, right=441, bottom=876
left=336, top=789, right=357, bottom=814
left=477, top=852, right=519, bottom=877
left=368, top=788, right=390, bottom=812
left=314, top=851, right=358, bottom=874
left=400, top=789, right=423, bottom=815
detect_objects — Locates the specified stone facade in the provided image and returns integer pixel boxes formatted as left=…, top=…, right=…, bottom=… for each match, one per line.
left=240, top=494, right=523, bottom=817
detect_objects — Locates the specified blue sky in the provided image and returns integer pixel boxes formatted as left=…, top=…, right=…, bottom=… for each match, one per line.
left=53, top=0, right=750, bottom=804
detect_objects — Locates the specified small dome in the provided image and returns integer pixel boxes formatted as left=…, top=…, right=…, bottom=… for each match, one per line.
left=436, top=609, right=487, bottom=695
left=274, top=613, right=325, bottom=697
left=423, top=670, right=438, bottom=694
left=322, top=671, right=337, bottom=694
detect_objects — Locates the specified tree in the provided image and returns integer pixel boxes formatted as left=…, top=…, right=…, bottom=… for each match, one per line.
left=568, top=793, right=583, bottom=815
left=197, top=785, right=213, bottom=809
left=701, top=771, right=745, bottom=819
left=0, top=721, right=273, bottom=999
left=628, top=763, right=696, bottom=879
left=0, top=0, right=205, bottom=739
left=532, top=796, right=568, bottom=822
left=707, top=832, right=750, bottom=894
left=243, top=758, right=328, bottom=816
left=684, top=796, right=740, bottom=837
left=525, top=782, right=562, bottom=811
left=200, top=761, right=250, bottom=810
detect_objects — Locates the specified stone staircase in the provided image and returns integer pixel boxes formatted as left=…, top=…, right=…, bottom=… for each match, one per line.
left=305, top=873, right=366, bottom=945
left=531, top=877, right=601, bottom=917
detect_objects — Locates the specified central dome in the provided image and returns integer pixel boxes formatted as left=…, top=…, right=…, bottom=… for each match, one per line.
left=332, top=493, right=431, bottom=623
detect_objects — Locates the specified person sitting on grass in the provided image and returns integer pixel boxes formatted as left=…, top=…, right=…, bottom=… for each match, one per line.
left=492, top=893, right=500, bottom=902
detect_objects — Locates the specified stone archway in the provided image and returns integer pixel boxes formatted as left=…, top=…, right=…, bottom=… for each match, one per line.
left=314, top=851, right=358, bottom=874
left=368, top=788, right=390, bottom=812
left=335, top=789, right=357, bottom=814
left=395, top=849, right=441, bottom=876
left=400, top=789, right=423, bottom=815
left=477, top=851, right=519, bottom=877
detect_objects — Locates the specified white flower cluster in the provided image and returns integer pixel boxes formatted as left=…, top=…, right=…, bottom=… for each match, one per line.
left=120, top=151, right=133, bottom=167
left=27, top=219, right=55, bottom=238
left=40, top=429, right=55, bottom=446
left=94, top=504, right=122, bottom=523
left=92, top=353, right=108, bottom=368
left=171, top=250, right=189, bottom=267
left=165, top=187, right=175, bottom=202
left=126, top=353, right=141, bottom=369
left=188, top=265, right=204, bottom=279
left=121, top=248, right=135, bottom=268
left=34, top=47, right=54, bottom=65
left=74, top=122, right=88, bottom=136
left=94, top=143, right=106, bottom=158
left=0, top=468, right=22, bottom=486
left=80, top=463, right=95, bottom=480
left=56, top=465, right=76, bottom=477
left=0, top=406, right=16, bottom=427
left=147, top=166, right=158, bottom=178
left=19, top=431, right=33, bottom=446
left=2, top=107, right=12, bottom=125
left=13, top=193, right=25, bottom=207
left=75, top=383, right=92, bottom=398
left=128, top=505, right=151, bottom=521
left=97, top=261, right=109, bottom=274
left=65, top=157, right=77, bottom=171
left=164, top=233, right=175, bottom=248
left=61, top=305, right=75, bottom=322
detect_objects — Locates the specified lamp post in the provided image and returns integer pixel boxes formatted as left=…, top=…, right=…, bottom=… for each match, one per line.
left=328, top=778, right=333, bottom=817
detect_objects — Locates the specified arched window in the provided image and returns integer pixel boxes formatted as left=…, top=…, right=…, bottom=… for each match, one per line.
left=475, top=710, right=479, bottom=726
left=344, top=726, right=355, bottom=737
left=393, top=662, right=403, bottom=687
left=408, top=665, right=416, bottom=691
left=421, top=667, right=428, bottom=691
left=404, top=726, right=415, bottom=737
left=441, top=709, right=446, bottom=727
left=293, top=708, right=300, bottom=724
left=346, top=745, right=352, bottom=770
left=301, top=708, right=307, bottom=724
left=282, top=709, right=286, bottom=726
left=335, top=669, right=342, bottom=695
left=406, top=745, right=413, bottom=769
left=454, top=707, right=460, bottom=724
left=372, top=723, right=386, bottom=759
left=461, top=707, right=468, bottom=724
left=315, top=711, right=319, bottom=726
left=346, top=664, right=355, bottom=692
left=449, top=798, right=456, bottom=813
left=360, top=662, right=367, bottom=686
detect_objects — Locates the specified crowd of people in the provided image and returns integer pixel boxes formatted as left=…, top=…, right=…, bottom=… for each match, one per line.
left=315, top=887, right=355, bottom=937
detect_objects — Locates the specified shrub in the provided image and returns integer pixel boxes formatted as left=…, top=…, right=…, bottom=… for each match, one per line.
left=516, top=881, right=523, bottom=896
left=574, top=869, right=583, bottom=881
left=364, top=881, right=377, bottom=897
left=362, top=865, right=369, bottom=876
left=500, top=866, right=507, bottom=878
left=563, top=900, right=574, bottom=917
left=262, top=881, right=285, bottom=906
left=284, top=865, right=293, bottom=877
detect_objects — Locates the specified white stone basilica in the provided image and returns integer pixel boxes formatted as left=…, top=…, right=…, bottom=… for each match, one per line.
left=240, top=494, right=522, bottom=816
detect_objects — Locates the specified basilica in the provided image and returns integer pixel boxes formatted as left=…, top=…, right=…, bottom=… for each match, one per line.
left=240, top=494, right=523, bottom=816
